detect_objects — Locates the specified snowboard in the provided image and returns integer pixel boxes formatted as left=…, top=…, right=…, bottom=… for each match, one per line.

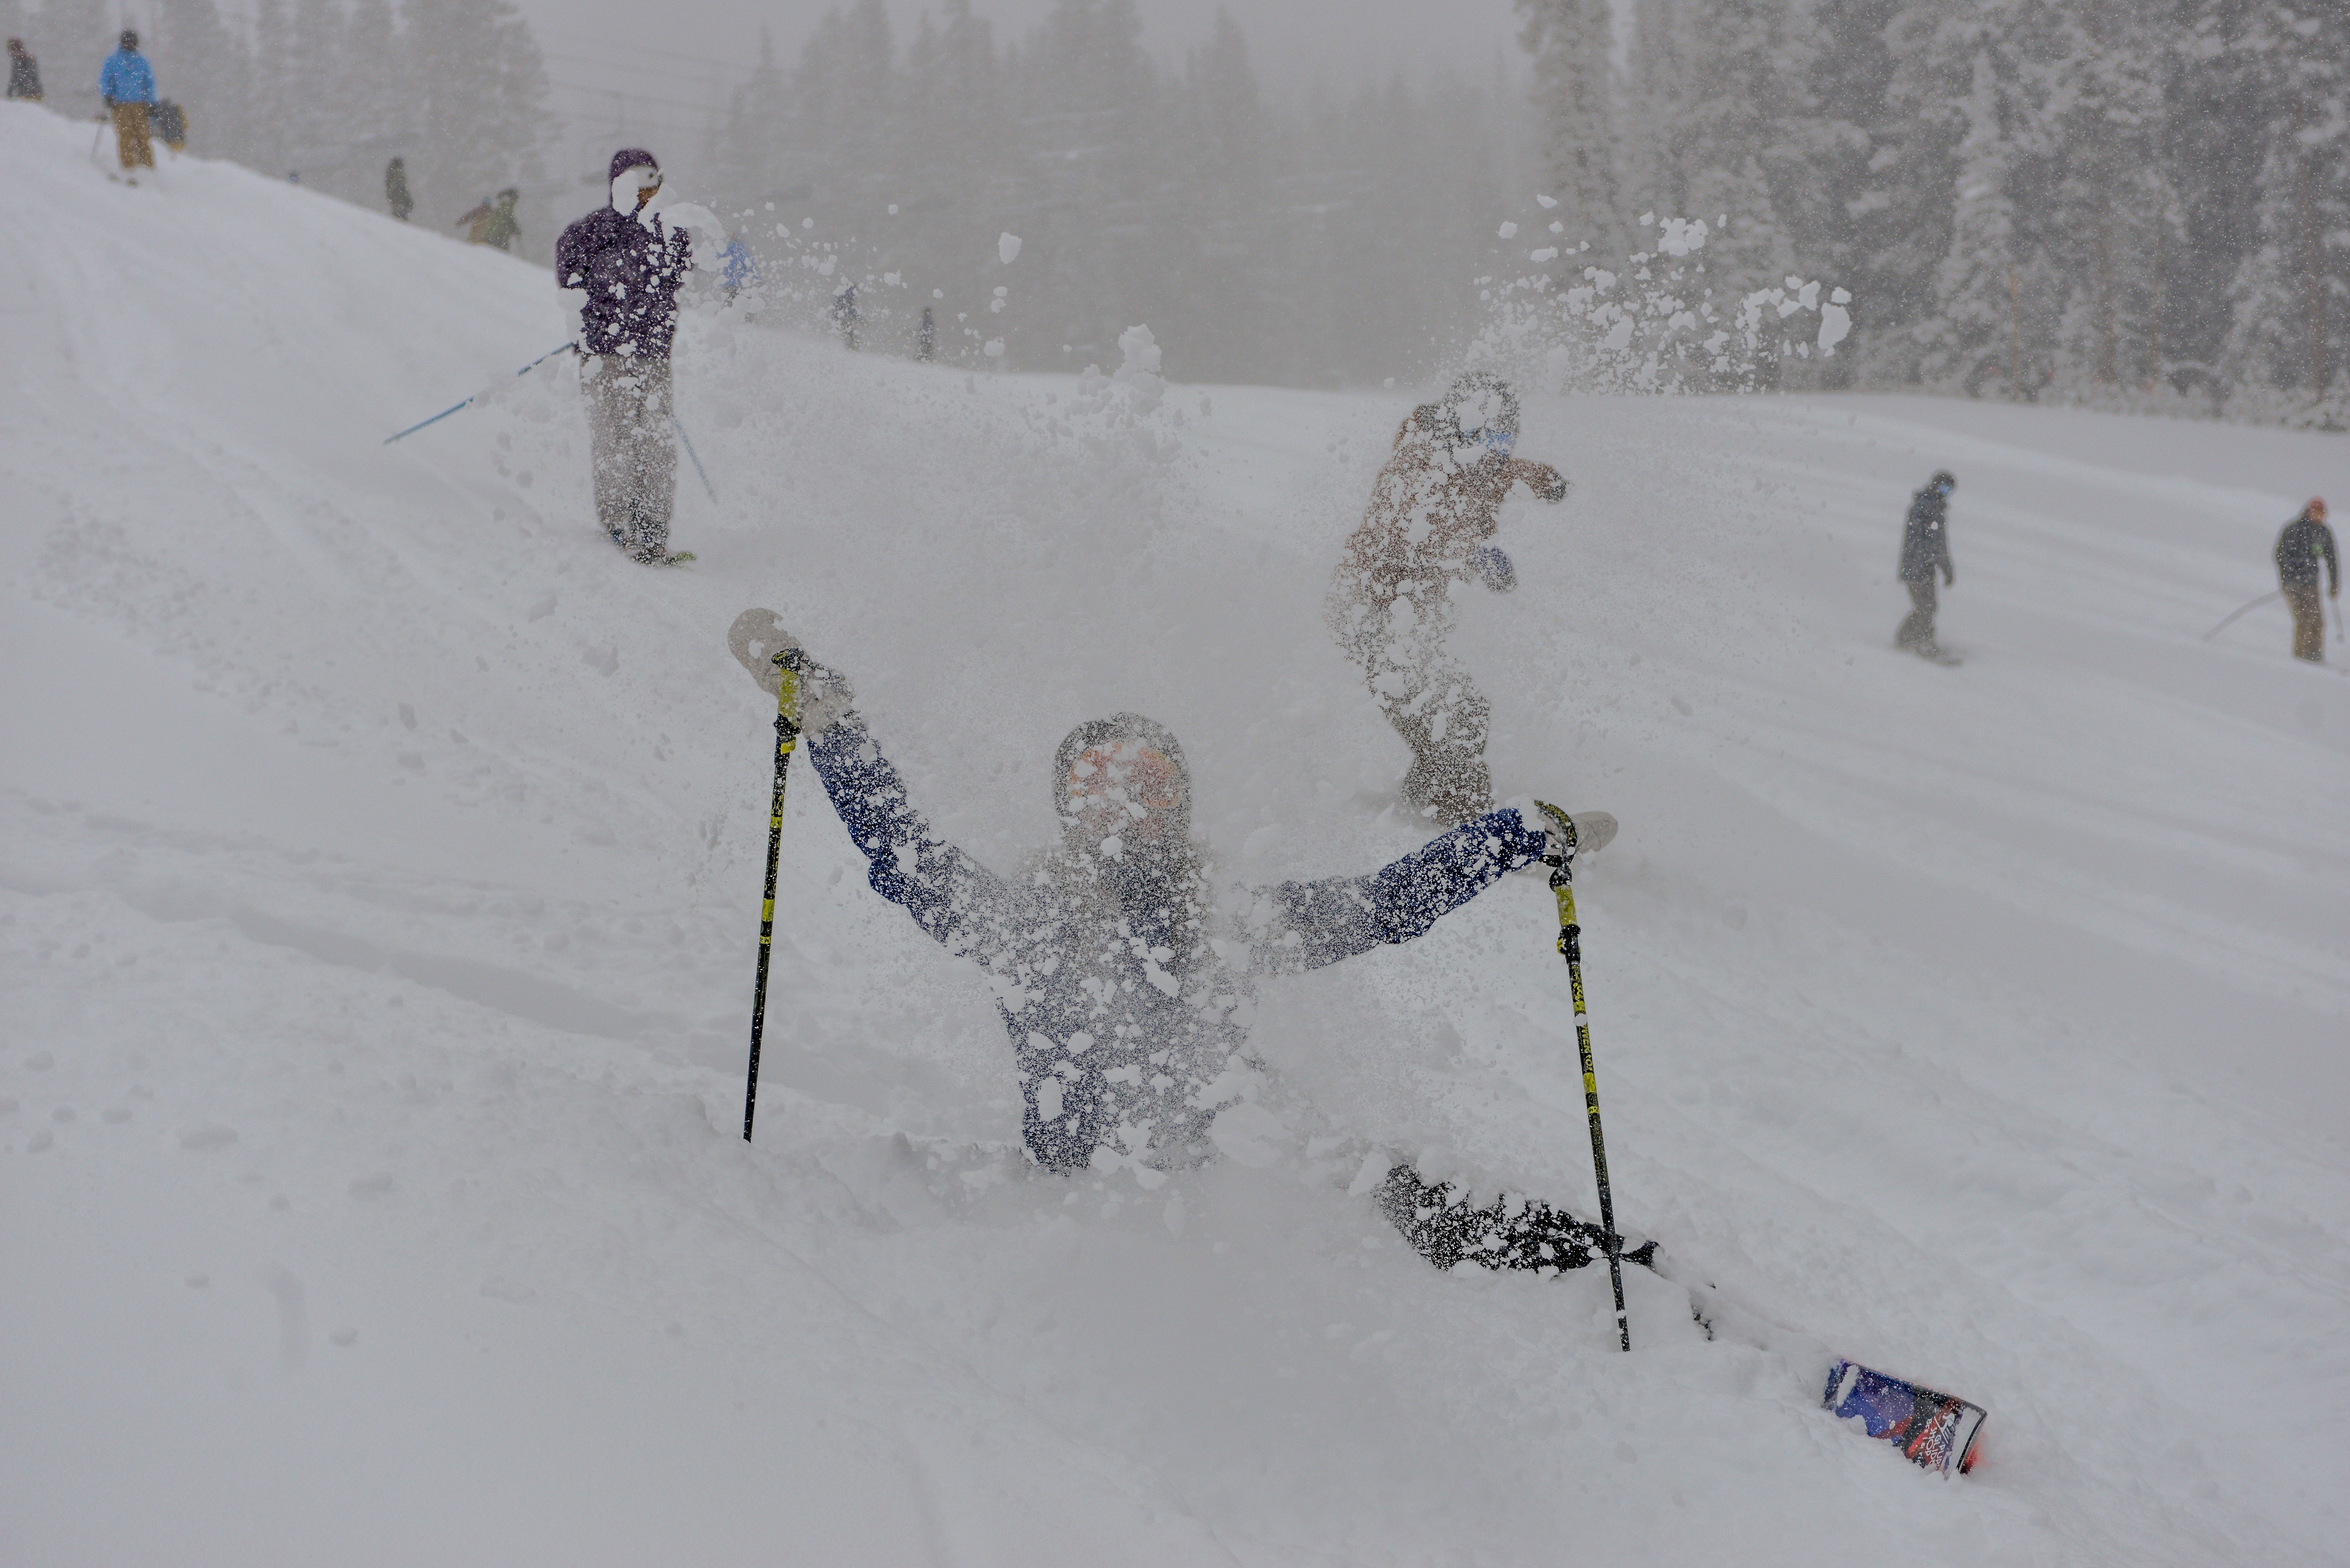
left=1901, top=640, right=1963, bottom=667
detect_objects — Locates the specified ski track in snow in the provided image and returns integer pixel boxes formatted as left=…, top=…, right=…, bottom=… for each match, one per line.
left=4, top=101, right=2349, bottom=1565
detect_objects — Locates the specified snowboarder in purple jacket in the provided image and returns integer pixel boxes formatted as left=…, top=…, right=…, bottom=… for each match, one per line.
left=729, top=610, right=1650, bottom=1278
left=556, top=148, right=694, bottom=563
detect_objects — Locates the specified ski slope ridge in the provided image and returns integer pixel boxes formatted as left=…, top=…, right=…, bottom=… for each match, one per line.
left=5, top=101, right=2349, bottom=1565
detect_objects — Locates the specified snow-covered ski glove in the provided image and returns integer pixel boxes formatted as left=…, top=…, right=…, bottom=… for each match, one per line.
left=727, top=608, right=856, bottom=736
left=1504, top=797, right=1618, bottom=864
left=1528, top=464, right=1570, bottom=503
left=1469, top=544, right=1516, bottom=593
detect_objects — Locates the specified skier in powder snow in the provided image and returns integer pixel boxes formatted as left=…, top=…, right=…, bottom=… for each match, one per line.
left=1327, top=373, right=1570, bottom=824
left=6, top=38, right=42, bottom=101
left=2275, top=498, right=2338, bottom=664
left=98, top=30, right=156, bottom=180
left=384, top=156, right=413, bottom=221
left=728, top=610, right=1644, bottom=1278
left=1895, top=471, right=1958, bottom=657
left=556, top=149, right=695, bottom=565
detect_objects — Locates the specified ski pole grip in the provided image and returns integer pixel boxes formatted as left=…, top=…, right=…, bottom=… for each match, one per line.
left=771, top=650, right=803, bottom=738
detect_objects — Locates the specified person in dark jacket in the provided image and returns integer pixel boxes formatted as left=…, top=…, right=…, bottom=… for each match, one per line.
left=556, top=149, right=695, bottom=564
left=98, top=30, right=155, bottom=177
left=149, top=98, right=186, bottom=151
left=2276, top=498, right=2339, bottom=663
left=384, top=156, right=412, bottom=221
left=1896, top=470, right=1957, bottom=654
left=6, top=38, right=42, bottom=101
left=727, top=609, right=1648, bottom=1278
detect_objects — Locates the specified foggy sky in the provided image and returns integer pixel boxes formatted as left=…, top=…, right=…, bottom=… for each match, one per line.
left=525, top=0, right=1526, bottom=185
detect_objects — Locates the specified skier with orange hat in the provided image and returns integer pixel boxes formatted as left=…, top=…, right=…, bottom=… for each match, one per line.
left=2276, top=499, right=2339, bottom=663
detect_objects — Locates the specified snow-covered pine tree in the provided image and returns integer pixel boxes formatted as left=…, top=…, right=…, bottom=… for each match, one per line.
left=2042, top=0, right=2176, bottom=400
left=1519, top=0, right=1628, bottom=263
left=2219, top=0, right=2349, bottom=427
left=283, top=0, right=347, bottom=188
left=712, top=28, right=793, bottom=207
left=337, top=0, right=411, bottom=215
left=1169, top=11, right=1278, bottom=383
left=1904, top=0, right=2073, bottom=398
left=147, top=0, right=254, bottom=161
left=27, top=0, right=112, bottom=119
left=400, top=0, right=553, bottom=262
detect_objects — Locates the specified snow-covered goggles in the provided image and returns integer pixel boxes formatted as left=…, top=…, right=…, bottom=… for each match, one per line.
left=1067, top=743, right=1180, bottom=813
left=619, top=165, right=663, bottom=192
left=1476, top=426, right=1514, bottom=457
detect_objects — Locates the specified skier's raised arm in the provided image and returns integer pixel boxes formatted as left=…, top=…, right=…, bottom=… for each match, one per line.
left=1237, top=799, right=1611, bottom=976
left=728, top=611, right=1015, bottom=956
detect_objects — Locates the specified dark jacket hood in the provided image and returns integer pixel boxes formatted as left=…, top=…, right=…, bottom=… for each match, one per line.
left=608, top=147, right=658, bottom=184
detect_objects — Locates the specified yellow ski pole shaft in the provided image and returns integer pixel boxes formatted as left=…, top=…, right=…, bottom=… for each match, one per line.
left=743, top=652, right=802, bottom=1142
left=1539, top=805, right=1630, bottom=1352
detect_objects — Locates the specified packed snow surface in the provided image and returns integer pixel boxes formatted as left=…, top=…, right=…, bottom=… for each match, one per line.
left=5, top=102, right=2349, bottom=1565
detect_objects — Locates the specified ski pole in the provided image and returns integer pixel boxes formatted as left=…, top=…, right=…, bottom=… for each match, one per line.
left=2201, top=588, right=2281, bottom=642
left=673, top=416, right=719, bottom=504
left=383, top=341, right=577, bottom=444
left=743, top=649, right=803, bottom=1142
left=1535, top=801, right=1630, bottom=1352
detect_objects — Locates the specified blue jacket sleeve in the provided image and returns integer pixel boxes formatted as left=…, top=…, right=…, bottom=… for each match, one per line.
left=802, top=715, right=1014, bottom=955
left=1244, top=808, right=1548, bottom=975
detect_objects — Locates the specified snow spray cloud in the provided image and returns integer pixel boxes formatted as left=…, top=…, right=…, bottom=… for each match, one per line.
left=1453, top=207, right=1855, bottom=397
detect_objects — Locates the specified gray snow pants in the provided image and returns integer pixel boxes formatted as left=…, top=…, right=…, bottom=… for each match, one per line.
left=1896, top=577, right=1939, bottom=650
left=1377, top=652, right=1494, bottom=825
left=584, top=354, right=676, bottom=562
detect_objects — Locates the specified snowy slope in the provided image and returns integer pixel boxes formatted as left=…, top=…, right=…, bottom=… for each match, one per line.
left=6, top=98, right=2349, bottom=1566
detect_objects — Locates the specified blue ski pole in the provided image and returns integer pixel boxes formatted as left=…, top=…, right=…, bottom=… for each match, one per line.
left=384, top=342, right=576, bottom=444
left=673, top=416, right=719, bottom=504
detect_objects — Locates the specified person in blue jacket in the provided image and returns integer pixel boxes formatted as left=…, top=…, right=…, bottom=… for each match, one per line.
left=98, top=30, right=156, bottom=178
left=729, top=610, right=1649, bottom=1277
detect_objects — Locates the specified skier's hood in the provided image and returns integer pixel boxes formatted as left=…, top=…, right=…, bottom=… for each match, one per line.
left=1440, top=371, right=1519, bottom=446
left=608, top=147, right=659, bottom=211
left=1052, top=711, right=1194, bottom=853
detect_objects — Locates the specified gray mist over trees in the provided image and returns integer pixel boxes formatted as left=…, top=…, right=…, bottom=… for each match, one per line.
left=1525, top=0, right=2350, bottom=425
left=7, top=0, right=2340, bottom=425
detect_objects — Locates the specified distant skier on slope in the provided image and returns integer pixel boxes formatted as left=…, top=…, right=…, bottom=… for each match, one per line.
left=7, top=37, right=42, bottom=101
left=1327, top=373, right=1570, bottom=825
left=556, top=149, right=695, bottom=565
left=384, top=156, right=412, bottom=221
left=458, top=187, right=521, bottom=252
left=98, top=30, right=156, bottom=181
left=728, top=609, right=1642, bottom=1278
left=2275, top=498, right=2338, bottom=664
left=1895, top=471, right=1958, bottom=658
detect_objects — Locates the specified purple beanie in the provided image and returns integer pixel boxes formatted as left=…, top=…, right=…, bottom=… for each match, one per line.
left=608, top=147, right=659, bottom=183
